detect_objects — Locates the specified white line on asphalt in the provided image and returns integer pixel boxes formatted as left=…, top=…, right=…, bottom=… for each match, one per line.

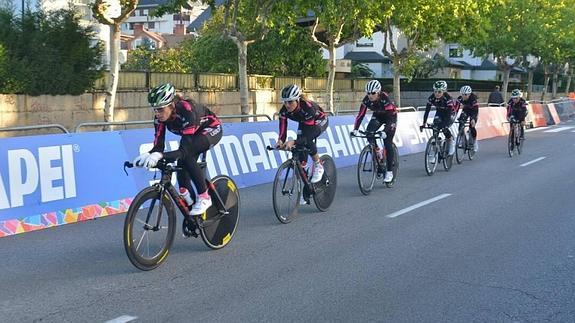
left=105, top=315, right=138, bottom=323
left=520, top=157, right=546, bottom=167
left=386, top=194, right=452, bottom=218
left=526, top=127, right=547, bottom=132
left=544, top=126, right=574, bottom=133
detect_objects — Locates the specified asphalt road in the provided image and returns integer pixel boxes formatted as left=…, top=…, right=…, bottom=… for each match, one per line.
left=1, top=120, right=575, bottom=322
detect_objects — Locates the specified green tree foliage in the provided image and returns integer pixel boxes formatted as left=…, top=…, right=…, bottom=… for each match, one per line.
left=123, top=46, right=194, bottom=72
left=122, top=28, right=326, bottom=77
left=248, top=27, right=326, bottom=77
left=0, top=7, right=103, bottom=95
left=375, top=0, right=481, bottom=106
left=350, top=62, right=374, bottom=78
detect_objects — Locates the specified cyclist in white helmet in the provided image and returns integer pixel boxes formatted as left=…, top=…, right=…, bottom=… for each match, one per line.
left=132, top=83, right=222, bottom=216
left=506, top=89, right=528, bottom=140
left=351, top=79, right=397, bottom=183
left=421, top=80, right=457, bottom=155
left=276, top=84, right=328, bottom=184
left=455, top=85, right=480, bottom=151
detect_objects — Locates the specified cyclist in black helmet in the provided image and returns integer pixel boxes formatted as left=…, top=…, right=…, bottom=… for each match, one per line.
left=276, top=84, right=328, bottom=184
left=351, top=79, right=397, bottom=183
left=132, top=83, right=222, bottom=215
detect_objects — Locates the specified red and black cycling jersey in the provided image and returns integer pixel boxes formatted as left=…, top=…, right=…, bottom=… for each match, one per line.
left=151, top=99, right=221, bottom=153
left=455, top=93, right=479, bottom=115
left=353, top=92, right=397, bottom=130
left=278, top=98, right=327, bottom=142
left=506, top=98, right=528, bottom=118
left=423, top=92, right=456, bottom=122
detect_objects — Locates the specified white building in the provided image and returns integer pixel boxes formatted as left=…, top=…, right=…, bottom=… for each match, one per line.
left=121, top=0, right=207, bottom=36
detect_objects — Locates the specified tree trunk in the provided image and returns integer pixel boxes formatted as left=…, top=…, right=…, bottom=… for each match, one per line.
left=527, top=69, right=534, bottom=100
left=541, top=73, right=550, bottom=101
left=236, top=40, right=250, bottom=122
left=541, top=65, right=549, bottom=101
left=392, top=58, right=401, bottom=107
left=501, top=67, right=511, bottom=102
left=326, top=45, right=336, bottom=113
left=564, top=69, right=572, bottom=96
left=104, top=24, right=121, bottom=127
left=551, top=71, right=558, bottom=99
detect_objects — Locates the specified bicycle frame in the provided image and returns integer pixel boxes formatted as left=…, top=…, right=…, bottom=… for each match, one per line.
left=124, top=157, right=229, bottom=227
left=352, top=130, right=387, bottom=172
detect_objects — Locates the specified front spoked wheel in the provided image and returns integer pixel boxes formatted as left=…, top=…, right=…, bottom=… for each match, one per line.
left=357, top=145, right=376, bottom=195
left=508, top=127, right=515, bottom=157
left=443, top=140, right=453, bottom=171
left=123, top=186, right=176, bottom=271
left=516, top=126, right=523, bottom=155
left=424, top=138, right=438, bottom=176
left=385, top=144, right=399, bottom=188
left=313, top=155, right=337, bottom=212
left=199, top=175, right=240, bottom=250
left=467, top=134, right=476, bottom=160
left=272, top=160, right=300, bottom=224
left=455, top=131, right=465, bottom=164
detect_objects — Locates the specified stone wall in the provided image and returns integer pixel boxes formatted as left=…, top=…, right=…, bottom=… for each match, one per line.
left=0, top=89, right=533, bottom=137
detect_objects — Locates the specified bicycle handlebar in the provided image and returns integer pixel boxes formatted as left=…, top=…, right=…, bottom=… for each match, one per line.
left=350, top=130, right=387, bottom=139
left=122, top=158, right=182, bottom=176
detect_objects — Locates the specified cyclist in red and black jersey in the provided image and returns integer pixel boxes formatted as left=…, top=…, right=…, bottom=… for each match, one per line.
left=133, top=83, right=222, bottom=215
left=455, top=85, right=480, bottom=151
left=420, top=80, right=457, bottom=155
left=276, top=84, right=328, bottom=183
left=506, top=89, right=528, bottom=139
left=352, top=80, right=397, bottom=183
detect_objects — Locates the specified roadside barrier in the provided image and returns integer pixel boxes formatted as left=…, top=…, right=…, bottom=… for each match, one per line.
left=1, top=101, right=573, bottom=237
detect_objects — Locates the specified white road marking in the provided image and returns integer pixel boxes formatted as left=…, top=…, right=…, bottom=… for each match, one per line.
left=520, top=157, right=546, bottom=167
left=386, top=194, right=452, bottom=218
left=544, top=126, right=574, bottom=133
left=105, top=315, right=138, bottom=323
left=525, top=127, right=547, bottom=133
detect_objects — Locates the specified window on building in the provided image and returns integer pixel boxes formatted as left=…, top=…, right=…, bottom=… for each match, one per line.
left=129, top=23, right=134, bottom=30
left=143, top=9, right=148, bottom=16
left=148, top=22, right=155, bottom=29
left=449, top=45, right=463, bottom=58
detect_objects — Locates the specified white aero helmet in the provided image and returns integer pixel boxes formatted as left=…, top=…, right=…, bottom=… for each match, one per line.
left=460, top=85, right=472, bottom=95
left=281, top=84, right=301, bottom=102
left=365, top=80, right=382, bottom=93
left=510, top=89, right=523, bottom=98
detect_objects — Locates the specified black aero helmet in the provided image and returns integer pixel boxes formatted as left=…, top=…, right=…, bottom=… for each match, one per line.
left=148, top=83, right=175, bottom=107
left=281, top=84, right=301, bottom=102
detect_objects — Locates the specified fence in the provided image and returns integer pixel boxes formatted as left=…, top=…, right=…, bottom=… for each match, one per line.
left=92, top=71, right=522, bottom=93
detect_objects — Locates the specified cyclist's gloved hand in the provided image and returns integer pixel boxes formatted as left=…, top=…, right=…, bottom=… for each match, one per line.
left=144, top=152, right=163, bottom=168
left=133, top=152, right=150, bottom=167
left=351, top=129, right=359, bottom=137
left=419, top=125, right=425, bottom=132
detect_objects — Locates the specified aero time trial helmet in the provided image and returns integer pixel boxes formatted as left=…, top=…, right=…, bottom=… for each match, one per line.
left=510, top=89, right=523, bottom=98
left=365, top=80, right=382, bottom=93
left=148, top=83, right=175, bottom=107
left=433, top=80, right=448, bottom=92
left=281, top=84, right=301, bottom=102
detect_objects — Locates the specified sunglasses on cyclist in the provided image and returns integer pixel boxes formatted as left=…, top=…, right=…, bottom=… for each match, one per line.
left=153, top=104, right=171, bottom=113
left=434, top=90, right=443, bottom=94
left=367, top=92, right=378, bottom=95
